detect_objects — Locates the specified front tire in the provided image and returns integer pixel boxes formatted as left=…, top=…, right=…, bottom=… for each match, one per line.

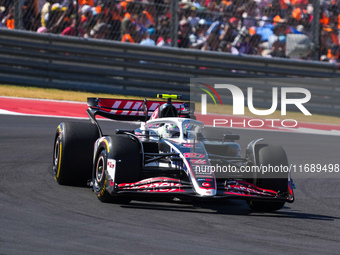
left=93, top=150, right=116, bottom=202
left=93, top=135, right=141, bottom=203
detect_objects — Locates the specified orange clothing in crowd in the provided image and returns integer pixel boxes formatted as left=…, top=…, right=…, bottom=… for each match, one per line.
left=273, top=15, right=282, bottom=24
left=79, top=0, right=94, bottom=6
left=124, top=13, right=135, bottom=22
left=292, top=8, right=302, bottom=21
left=112, top=12, right=123, bottom=21
left=221, top=0, right=232, bottom=6
left=320, top=13, right=329, bottom=25
left=331, top=33, right=339, bottom=45
left=7, top=19, right=15, bottom=29
left=248, top=27, right=256, bottom=35
left=290, top=0, right=307, bottom=5
left=280, top=0, right=288, bottom=10
left=327, top=49, right=333, bottom=59
left=143, top=11, right=154, bottom=25
left=120, top=0, right=134, bottom=10
left=95, top=5, right=102, bottom=14
left=121, top=34, right=135, bottom=43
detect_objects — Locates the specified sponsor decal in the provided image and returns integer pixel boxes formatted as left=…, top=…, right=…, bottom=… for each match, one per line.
left=106, top=159, right=116, bottom=185
left=118, top=177, right=181, bottom=187
left=182, top=143, right=194, bottom=148
left=184, top=153, right=205, bottom=158
left=225, top=184, right=276, bottom=197
left=120, top=182, right=183, bottom=192
left=151, top=106, right=159, bottom=119
left=202, top=182, right=211, bottom=187
left=97, top=99, right=184, bottom=116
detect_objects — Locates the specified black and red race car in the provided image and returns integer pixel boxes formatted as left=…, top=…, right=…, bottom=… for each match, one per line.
left=53, top=94, right=294, bottom=211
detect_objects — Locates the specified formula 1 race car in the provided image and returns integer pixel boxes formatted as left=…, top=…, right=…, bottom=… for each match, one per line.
left=53, top=94, right=294, bottom=211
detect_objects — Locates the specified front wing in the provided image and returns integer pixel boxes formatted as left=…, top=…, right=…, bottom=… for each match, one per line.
left=112, top=177, right=294, bottom=203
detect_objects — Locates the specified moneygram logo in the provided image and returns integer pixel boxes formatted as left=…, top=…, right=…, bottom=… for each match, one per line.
left=201, top=84, right=311, bottom=116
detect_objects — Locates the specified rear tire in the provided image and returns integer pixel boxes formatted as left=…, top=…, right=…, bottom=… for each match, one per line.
left=248, top=144, right=288, bottom=212
left=53, top=122, right=99, bottom=185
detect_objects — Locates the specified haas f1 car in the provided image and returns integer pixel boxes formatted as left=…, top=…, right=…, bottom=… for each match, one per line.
left=53, top=94, right=294, bottom=211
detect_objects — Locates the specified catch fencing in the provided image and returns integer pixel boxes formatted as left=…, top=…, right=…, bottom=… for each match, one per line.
left=0, top=29, right=339, bottom=116
left=6, top=0, right=331, bottom=60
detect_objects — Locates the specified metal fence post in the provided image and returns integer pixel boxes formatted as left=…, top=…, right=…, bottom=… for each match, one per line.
left=170, top=0, right=178, bottom=47
left=75, top=1, right=79, bottom=37
left=312, top=0, right=320, bottom=61
left=14, top=0, right=22, bottom=30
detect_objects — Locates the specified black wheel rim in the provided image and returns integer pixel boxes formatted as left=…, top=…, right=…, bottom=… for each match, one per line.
left=96, top=155, right=105, bottom=183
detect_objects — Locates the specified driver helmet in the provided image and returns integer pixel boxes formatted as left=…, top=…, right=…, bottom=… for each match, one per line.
left=158, top=123, right=180, bottom=138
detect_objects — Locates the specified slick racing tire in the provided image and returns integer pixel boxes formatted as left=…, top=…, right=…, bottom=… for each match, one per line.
left=93, top=135, right=141, bottom=203
left=247, top=144, right=289, bottom=212
left=53, top=122, right=99, bottom=185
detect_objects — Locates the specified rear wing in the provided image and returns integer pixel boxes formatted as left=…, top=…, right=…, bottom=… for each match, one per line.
left=87, top=98, right=194, bottom=122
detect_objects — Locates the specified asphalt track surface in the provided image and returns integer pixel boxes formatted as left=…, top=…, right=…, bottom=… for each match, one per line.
left=1, top=114, right=340, bottom=255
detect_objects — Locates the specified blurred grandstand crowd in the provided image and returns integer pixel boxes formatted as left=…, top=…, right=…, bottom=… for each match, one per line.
left=1, top=0, right=340, bottom=62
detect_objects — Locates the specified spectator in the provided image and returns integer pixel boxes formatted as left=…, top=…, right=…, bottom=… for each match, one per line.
left=22, top=0, right=39, bottom=31
left=268, top=23, right=286, bottom=49
left=218, top=40, right=239, bottom=54
left=81, top=4, right=92, bottom=24
left=238, top=34, right=254, bottom=54
left=157, top=28, right=171, bottom=46
left=90, top=13, right=108, bottom=39
left=268, top=35, right=286, bottom=58
left=40, top=0, right=58, bottom=27
left=91, top=23, right=109, bottom=39
left=104, top=1, right=123, bottom=40
left=10, top=0, right=340, bottom=62
left=2, top=4, right=14, bottom=29
left=178, top=19, right=190, bottom=48
left=45, top=3, right=68, bottom=34
left=81, top=20, right=92, bottom=38
left=202, top=29, right=220, bottom=51
left=189, top=22, right=207, bottom=49
left=188, top=7, right=199, bottom=27
left=140, top=27, right=156, bottom=46
left=79, top=0, right=94, bottom=7
left=61, top=15, right=84, bottom=37
left=142, top=1, right=155, bottom=27
left=0, top=5, right=6, bottom=28
left=121, top=2, right=140, bottom=37
left=135, top=12, right=149, bottom=41
left=121, top=22, right=136, bottom=43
